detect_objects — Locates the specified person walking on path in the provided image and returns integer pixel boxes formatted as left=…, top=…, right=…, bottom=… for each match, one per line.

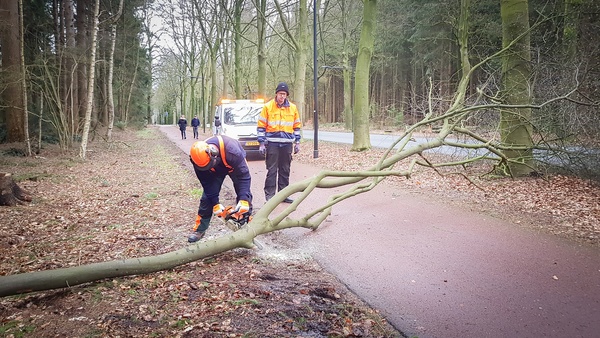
left=257, top=82, right=301, bottom=203
left=191, top=115, right=200, bottom=139
left=178, top=115, right=188, bottom=139
left=214, top=116, right=222, bottom=135
left=187, top=135, right=253, bottom=242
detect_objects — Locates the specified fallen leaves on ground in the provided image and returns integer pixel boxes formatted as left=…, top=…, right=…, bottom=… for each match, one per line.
left=0, top=128, right=399, bottom=338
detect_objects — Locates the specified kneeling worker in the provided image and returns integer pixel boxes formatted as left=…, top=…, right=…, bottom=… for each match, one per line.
left=188, top=135, right=253, bottom=243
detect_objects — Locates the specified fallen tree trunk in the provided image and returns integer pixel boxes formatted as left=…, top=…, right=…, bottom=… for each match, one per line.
left=0, top=173, right=32, bottom=206
left=0, top=230, right=258, bottom=297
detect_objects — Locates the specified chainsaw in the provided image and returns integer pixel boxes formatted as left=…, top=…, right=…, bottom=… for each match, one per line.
left=218, top=206, right=263, bottom=249
left=222, top=205, right=253, bottom=228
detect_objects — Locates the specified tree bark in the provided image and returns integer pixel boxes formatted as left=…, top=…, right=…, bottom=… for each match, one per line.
left=0, top=173, right=32, bottom=206
left=500, top=0, right=534, bottom=176
left=352, top=0, right=377, bottom=151
left=64, top=0, right=77, bottom=146
left=79, top=0, right=100, bottom=159
left=256, top=0, right=267, bottom=97
left=18, top=0, right=32, bottom=156
left=0, top=0, right=26, bottom=143
left=339, top=0, right=354, bottom=130
left=293, top=0, right=309, bottom=121
left=233, top=0, right=242, bottom=98
left=562, top=0, right=582, bottom=62
left=105, top=0, right=124, bottom=142
left=76, top=0, right=90, bottom=138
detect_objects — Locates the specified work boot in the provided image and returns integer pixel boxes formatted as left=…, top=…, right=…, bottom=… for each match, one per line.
left=283, top=197, right=293, bottom=203
left=187, top=231, right=205, bottom=243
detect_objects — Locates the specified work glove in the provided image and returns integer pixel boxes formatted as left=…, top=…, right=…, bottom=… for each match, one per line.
left=259, top=143, right=266, bottom=156
left=213, top=203, right=227, bottom=218
left=233, top=200, right=250, bottom=215
left=229, top=200, right=250, bottom=221
left=293, top=142, right=300, bottom=154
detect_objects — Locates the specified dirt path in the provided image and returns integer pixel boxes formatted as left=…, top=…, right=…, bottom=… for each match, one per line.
left=160, top=125, right=600, bottom=338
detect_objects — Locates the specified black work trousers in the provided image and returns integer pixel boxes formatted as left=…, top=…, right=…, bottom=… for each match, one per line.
left=264, top=142, right=293, bottom=200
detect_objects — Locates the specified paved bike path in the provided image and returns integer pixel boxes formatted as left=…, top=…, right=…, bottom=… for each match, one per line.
left=159, top=125, right=600, bottom=338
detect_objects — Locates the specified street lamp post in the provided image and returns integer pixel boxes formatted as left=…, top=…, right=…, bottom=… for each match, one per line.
left=313, top=0, right=319, bottom=159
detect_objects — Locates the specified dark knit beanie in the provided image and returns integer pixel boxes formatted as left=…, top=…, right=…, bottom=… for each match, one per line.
left=275, top=82, right=289, bottom=95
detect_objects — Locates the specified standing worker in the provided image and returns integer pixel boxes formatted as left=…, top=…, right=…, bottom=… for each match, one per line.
left=191, top=115, right=200, bottom=139
left=214, top=116, right=222, bottom=135
left=257, top=82, right=302, bottom=203
left=187, top=135, right=253, bottom=242
left=178, top=115, right=188, bottom=139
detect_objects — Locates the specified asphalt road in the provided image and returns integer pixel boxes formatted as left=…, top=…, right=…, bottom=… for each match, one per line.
left=158, top=125, right=600, bottom=338
left=303, top=129, right=600, bottom=173
left=303, top=129, right=486, bottom=158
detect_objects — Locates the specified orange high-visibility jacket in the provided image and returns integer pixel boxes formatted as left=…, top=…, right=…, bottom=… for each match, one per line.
left=257, top=99, right=302, bottom=144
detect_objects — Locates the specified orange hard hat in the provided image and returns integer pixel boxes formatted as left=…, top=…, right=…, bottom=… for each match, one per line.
left=190, top=141, right=219, bottom=171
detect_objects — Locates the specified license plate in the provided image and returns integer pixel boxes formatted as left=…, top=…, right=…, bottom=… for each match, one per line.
left=245, top=141, right=259, bottom=146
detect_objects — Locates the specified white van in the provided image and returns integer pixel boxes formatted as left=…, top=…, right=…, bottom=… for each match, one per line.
left=214, top=99, right=264, bottom=157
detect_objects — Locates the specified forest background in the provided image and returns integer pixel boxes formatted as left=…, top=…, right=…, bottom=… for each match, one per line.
left=0, top=1, right=599, bottom=336
left=0, top=0, right=598, bottom=178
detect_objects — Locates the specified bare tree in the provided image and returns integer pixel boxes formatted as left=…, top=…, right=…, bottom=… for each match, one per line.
left=63, top=0, right=78, bottom=147
left=141, top=0, right=160, bottom=125
left=256, top=0, right=267, bottom=96
left=79, top=0, right=100, bottom=159
left=18, top=0, right=32, bottom=156
left=194, top=0, right=225, bottom=118
left=105, top=0, right=124, bottom=142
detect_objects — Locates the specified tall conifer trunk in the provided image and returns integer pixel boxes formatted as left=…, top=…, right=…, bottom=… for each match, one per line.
left=0, top=0, right=25, bottom=143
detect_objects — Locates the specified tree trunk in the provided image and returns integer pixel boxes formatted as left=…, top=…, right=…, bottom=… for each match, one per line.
left=458, top=0, right=471, bottom=106
left=0, top=173, right=32, bottom=206
left=106, top=0, right=124, bottom=142
left=18, top=0, right=32, bottom=156
left=79, top=0, right=100, bottom=159
left=293, top=0, right=309, bottom=121
left=352, top=0, right=377, bottom=151
left=499, top=0, right=534, bottom=176
left=341, top=0, right=353, bottom=130
left=64, top=0, right=77, bottom=146
left=106, top=24, right=117, bottom=142
left=233, top=0, right=243, bottom=98
left=76, top=0, right=90, bottom=138
left=562, top=0, right=582, bottom=62
left=256, top=0, right=267, bottom=97
left=124, top=48, right=140, bottom=124
left=0, top=0, right=26, bottom=143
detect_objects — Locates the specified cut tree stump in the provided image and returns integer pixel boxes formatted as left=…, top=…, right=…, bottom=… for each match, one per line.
left=0, top=173, right=32, bottom=206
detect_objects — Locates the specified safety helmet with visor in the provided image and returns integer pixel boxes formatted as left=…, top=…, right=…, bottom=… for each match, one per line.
left=190, top=141, right=219, bottom=171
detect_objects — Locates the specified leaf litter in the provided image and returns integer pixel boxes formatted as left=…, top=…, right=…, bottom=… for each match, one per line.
left=0, top=128, right=400, bottom=337
left=1, top=126, right=599, bottom=337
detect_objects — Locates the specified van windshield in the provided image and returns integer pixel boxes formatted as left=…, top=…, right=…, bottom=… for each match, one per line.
left=223, top=105, right=262, bottom=125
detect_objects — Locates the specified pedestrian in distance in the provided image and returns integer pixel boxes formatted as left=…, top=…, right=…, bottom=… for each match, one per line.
left=187, top=135, right=253, bottom=242
left=191, top=115, right=200, bottom=139
left=214, top=115, right=222, bottom=135
left=257, top=82, right=302, bottom=204
left=178, top=115, right=188, bottom=139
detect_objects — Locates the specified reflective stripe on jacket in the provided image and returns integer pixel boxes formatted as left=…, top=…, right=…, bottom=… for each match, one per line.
left=257, top=99, right=301, bottom=144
